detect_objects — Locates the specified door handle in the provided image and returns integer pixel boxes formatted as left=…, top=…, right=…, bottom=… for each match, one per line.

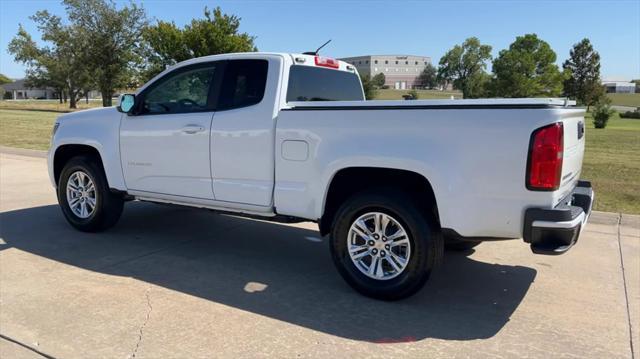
left=181, top=125, right=206, bottom=134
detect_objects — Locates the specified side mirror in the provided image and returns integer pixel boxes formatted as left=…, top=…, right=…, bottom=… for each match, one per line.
left=117, top=94, right=136, bottom=114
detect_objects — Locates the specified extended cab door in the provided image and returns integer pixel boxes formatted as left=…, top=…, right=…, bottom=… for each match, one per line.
left=120, top=62, right=221, bottom=199
left=210, top=58, right=281, bottom=206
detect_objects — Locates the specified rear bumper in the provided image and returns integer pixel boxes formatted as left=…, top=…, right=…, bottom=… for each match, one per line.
left=523, top=180, right=594, bottom=255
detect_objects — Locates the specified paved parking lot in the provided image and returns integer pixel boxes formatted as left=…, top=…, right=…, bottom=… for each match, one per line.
left=1, top=152, right=638, bottom=358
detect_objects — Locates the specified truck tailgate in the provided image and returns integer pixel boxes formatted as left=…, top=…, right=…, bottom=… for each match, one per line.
left=557, top=111, right=586, bottom=201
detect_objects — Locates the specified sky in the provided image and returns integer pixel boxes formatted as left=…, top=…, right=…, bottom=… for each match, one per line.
left=1, top=0, right=639, bottom=81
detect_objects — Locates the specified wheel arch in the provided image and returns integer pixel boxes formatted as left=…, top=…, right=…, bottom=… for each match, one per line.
left=318, top=167, right=440, bottom=236
left=53, top=144, right=105, bottom=187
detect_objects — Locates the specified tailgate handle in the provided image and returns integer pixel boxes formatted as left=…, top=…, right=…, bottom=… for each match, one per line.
left=577, top=121, right=584, bottom=139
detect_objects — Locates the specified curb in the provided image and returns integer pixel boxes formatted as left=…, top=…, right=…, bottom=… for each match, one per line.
left=0, top=146, right=47, bottom=158
left=0, top=107, right=73, bottom=114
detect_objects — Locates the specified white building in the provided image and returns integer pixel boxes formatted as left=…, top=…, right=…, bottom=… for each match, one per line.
left=2, top=79, right=57, bottom=99
left=339, top=55, right=431, bottom=89
left=602, top=80, right=636, bottom=94
left=2, top=79, right=102, bottom=100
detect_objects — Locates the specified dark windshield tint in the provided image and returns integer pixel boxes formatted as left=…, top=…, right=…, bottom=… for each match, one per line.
left=286, top=66, right=364, bottom=102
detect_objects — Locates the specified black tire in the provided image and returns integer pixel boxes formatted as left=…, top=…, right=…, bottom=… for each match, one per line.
left=329, top=189, right=443, bottom=301
left=445, top=240, right=481, bottom=251
left=57, top=155, right=124, bottom=232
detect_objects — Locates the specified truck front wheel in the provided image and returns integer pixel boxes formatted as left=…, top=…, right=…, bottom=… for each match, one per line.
left=57, top=156, right=124, bottom=232
left=330, top=189, right=443, bottom=300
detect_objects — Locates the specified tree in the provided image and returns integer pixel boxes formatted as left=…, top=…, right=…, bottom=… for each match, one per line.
left=360, top=75, right=377, bottom=100
left=491, top=34, right=564, bottom=98
left=371, top=73, right=385, bottom=88
left=437, top=37, right=492, bottom=98
left=141, top=21, right=188, bottom=81
left=418, top=63, right=437, bottom=89
left=0, top=74, right=11, bottom=85
left=64, top=0, right=148, bottom=106
left=0, top=73, right=11, bottom=99
left=141, top=7, right=257, bottom=82
left=8, top=15, right=93, bottom=109
left=465, top=71, right=491, bottom=98
left=563, top=39, right=604, bottom=110
left=9, top=23, right=71, bottom=105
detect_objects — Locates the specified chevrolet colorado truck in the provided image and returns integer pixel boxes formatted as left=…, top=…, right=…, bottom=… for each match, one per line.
left=48, top=52, right=594, bottom=300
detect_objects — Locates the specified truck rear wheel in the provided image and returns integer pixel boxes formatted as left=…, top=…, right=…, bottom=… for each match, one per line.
left=57, top=156, right=124, bottom=232
left=329, top=189, right=443, bottom=300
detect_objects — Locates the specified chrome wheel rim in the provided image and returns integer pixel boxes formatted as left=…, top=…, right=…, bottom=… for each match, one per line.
left=347, top=212, right=411, bottom=280
left=66, top=171, right=96, bottom=219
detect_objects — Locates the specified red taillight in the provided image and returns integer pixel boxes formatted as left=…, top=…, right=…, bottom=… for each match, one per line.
left=314, top=56, right=340, bottom=69
left=527, top=122, right=564, bottom=191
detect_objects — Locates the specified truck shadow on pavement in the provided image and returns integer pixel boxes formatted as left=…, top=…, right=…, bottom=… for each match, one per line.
left=0, top=202, right=537, bottom=343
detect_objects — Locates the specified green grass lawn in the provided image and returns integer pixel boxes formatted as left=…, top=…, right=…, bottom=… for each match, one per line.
left=0, top=109, right=58, bottom=150
left=374, top=89, right=462, bottom=100
left=1, top=108, right=638, bottom=214
left=0, top=99, right=105, bottom=112
left=607, top=93, right=640, bottom=108
left=374, top=90, right=640, bottom=107
left=582, top=112, right=640, bottom=214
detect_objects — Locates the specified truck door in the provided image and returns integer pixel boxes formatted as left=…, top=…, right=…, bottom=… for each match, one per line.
left=210, top=58, right=281, bottom=207
left=120, top=62, right=221, bottom=199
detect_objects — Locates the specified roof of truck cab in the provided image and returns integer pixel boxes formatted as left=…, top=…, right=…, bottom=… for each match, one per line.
left=166, top=52, right=350, bottom=68
left=137, top=52, right=355, bottom=94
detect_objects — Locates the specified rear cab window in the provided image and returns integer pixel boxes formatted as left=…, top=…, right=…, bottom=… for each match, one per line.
left=286, top=65, right=364, bottom=102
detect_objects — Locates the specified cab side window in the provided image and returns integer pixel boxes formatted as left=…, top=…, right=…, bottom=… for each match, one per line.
left=142, top=65, right=217, bottom=115
left=218, top=60, right=268, bottom=111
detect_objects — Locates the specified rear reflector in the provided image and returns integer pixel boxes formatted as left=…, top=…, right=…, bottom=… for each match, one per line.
left=314, top=56, right=340, bottom=69
left=527, top=122, right=564, bottom=191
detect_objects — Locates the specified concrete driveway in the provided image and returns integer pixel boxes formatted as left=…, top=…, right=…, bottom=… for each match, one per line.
left=1, top=151, right=638, bottom=358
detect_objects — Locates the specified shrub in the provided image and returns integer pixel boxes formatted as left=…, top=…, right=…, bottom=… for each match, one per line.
left=381, top=85, right=389, bottom=89
left=592, top=102, right=614, bottom=129
left=406, top=89, right=419, bottom=100
left=360, top=75, right=377, bottom=100
left=620, top=110, right=640, bottom=119
left=372, top=73, right=386, bottom=88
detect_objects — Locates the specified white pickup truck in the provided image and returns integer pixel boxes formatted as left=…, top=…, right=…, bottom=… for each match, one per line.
left=48, top=52, right=594, bottom=300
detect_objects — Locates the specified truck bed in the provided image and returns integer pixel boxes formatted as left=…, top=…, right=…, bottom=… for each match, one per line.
left=276, top=98, right=585, bottom=239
